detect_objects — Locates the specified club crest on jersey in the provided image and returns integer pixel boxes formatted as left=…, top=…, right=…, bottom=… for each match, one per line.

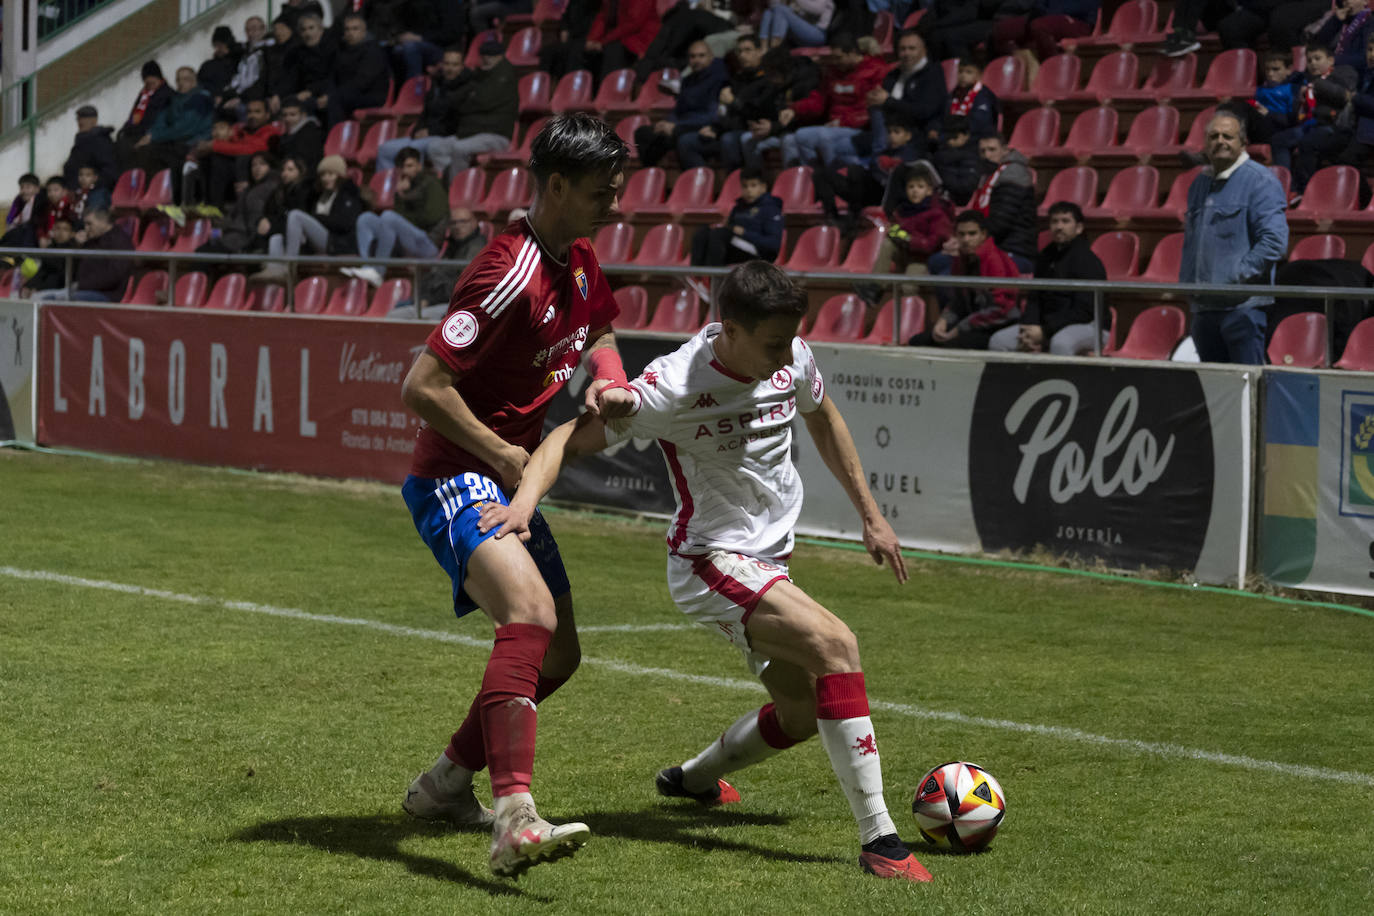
left=770, top=368, right=792, bottom=390
left=441, top=310, right=479, bottom=349
left=573, top=266, right=588, bottom=300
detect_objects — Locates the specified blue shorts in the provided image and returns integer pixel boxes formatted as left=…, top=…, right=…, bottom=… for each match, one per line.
left=402, top=472, right=571, bottom=618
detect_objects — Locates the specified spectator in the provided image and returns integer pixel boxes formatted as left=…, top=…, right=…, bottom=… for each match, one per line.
left=274, top=98, right=325, bottom=172
left=289, top=13, right=338, bottom=117
left=21, top=216, right=78, bottom=297
left=1273, top=44, right=1353, bottom=186
left=966, top=132, right=1035, bottom=269
left=634, top=0, right=739, bottom=80
left=1190, top=0, right=1332, bottom=55
left=686, top=35, right=777, bottom=170
left=635, top=41, right=730, bottom=167
left=3, top=174, right=46, bottom=248
left=63, top=105, right=118, bottom=190
left=203, top=152, right=281, bottom=254
left=381, top=0, right=465, bottom=82
left=908, top=209, right=1019, bottom=349
left=134, top=66, right=215, bottom=197
left=378, top=47, right=467, bottom=171
left=689, top=166, right=783, bottom=265
left=254, top=155, right=363, bottom=279
left=1303, top=0, right=1373, bottom=75
left=1227, top=50, right=1303, bottom=147
left=70, top=166, right=112, bottom=223
left=251, top=155, right=313, bottom=269
left=758, top=0, right=833, bottom=49
left=988, top=201, right=1107, bottom=355
left=325, top=13, right=390, bottom=126
left=565, top=0, right=659, bottom=81
left=114, top=62, right=173, bottom=170
left=1294, top=36, right=1368, bottom=197
left=925, top=0, right=993, bottom=61
left=278, top=0, right=328, bottom=32
left=930, top=114, right=980, bottom=206
left=1180, top=112, right=1288, bottom=364
left=349, top=147, right=448, bottom=285
left=416, top=39, right=519, bottom=178
left=728, top=44, right=816, bottom=170
left=991, top=1, right=1101, bottom=66
left=857, top=163, right=954, bottom=305
left=221, top=16, right=275, bottom=113
left=945, top=57, right=999, bottom=141
left=869, top=31, right=949, bottom=150
left=37, top=177, right=77, bottom=247
left=186, top=96, right=283, bottom=207
left=464, top=0, right=533, bottom=37
left=199, top=26, right=243, bottom=102
left=387, top=208, right=488, bottom=320
left=263, top=17, right=299, bottom=114
left=35, top=209, right=134, bottom=302
left=781, top=33, right=888, bottom=169
left=540, top=0, right=603, bottom=79
left=813, top=114, right=920, bottom=230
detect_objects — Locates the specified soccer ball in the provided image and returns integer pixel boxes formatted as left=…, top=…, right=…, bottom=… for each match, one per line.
left=912, top=761, right=1006, bottom=852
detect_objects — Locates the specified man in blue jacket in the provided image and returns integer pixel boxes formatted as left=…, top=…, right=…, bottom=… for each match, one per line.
left=689, top=167, right=783, bottom=266
left=634, top=41, right=729, bottom=167
left=133, top=67, right=214, bottom=194
left=1179, top=111, right=1289, bottom=364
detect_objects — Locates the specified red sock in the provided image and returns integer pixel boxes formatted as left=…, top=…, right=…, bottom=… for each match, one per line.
left=757, top=703, right=802, bottom=749
left=478, top=623, right=552, bottom=797
left=446, top=674, right=570, bottom=772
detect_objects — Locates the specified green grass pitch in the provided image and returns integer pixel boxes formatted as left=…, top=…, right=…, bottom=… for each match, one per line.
left=3, top=449, right=1373, bottom=914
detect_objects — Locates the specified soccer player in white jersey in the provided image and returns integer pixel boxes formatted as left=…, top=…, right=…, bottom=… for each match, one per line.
left=478, top=260, right=932, bottom=882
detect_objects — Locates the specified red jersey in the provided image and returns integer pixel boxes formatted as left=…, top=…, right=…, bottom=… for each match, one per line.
left=409, top=218, right=619, bottom=480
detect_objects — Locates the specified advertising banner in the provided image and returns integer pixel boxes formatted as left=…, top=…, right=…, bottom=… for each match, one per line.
left=0, top=300, right=37, bottom=444
left=38, top=305, right=431, bottom=481
left=1261, top=369, right=1374, bottom=596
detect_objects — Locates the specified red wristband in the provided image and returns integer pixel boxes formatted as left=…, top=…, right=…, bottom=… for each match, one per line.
left=588, top=348, right=628, bottom=385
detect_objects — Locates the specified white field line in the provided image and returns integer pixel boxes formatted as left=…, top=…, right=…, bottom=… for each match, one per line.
left=6, top=566, right=1374, bottom=788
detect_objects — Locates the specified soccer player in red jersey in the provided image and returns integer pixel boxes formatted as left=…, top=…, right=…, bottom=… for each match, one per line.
left=397, top=113, right=635, bottom=878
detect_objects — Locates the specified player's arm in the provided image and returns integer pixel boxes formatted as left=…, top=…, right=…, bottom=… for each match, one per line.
left=581, top=325, right=636, bottom=419
left=802, top=397, right=909, bottom=584
left=401, top=347, right=530, bottom=491
left=477, top=412, right=611, bottom=541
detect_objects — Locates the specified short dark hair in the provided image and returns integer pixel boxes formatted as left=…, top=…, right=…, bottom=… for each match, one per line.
left=280, top=97, right=303, bottom=112
left=18, top=173, right=39, bottom=186
left=980, top=132, right=1008, bottom=146
left=954, top=210, right=989, bottom=232
left=1263, top=50, right=1291, bottom=68
left=886, top=116, right=913, bottom=134
left=46, top=175, right=66, bottom=187
left=52, top=215, right=75, bottom=228
left=942, top=114, right=970, bottom=135
left=739, top=166, right=768, bottom=186
left=77, top=164, right=97, bottom=174
left=1306, top=41, right=1333, bottom=58
left=716, top=260, right=807, bottom=330
left=342, top=11, right=366, bottom=26
left=906, top=165, right=936, bottom=186
left=396, top=146, right=422, bottom=166
left=830, top=32, right=858, bottom=54
left=737, top=34, right=761, bottom=50
left=528, top=113, right=629, bottom=188
left=1046, top=201, right=1084, bottom=223
left=85, top=207, right=112, bottom=225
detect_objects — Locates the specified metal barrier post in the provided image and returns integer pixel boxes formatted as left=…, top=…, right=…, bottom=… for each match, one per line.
left=1324, top=293, right=1335, bottom=367
left=891, top=278, right=900, bottom=344
left=63, top=251, right=73, bottom=295
left=286, top=257, right=296, bottom=312
left=413, top=264, right=423, bottom=319
left=1093, top=288, right=1104, bottom=357
left=167, top=256, right=178, bottom=308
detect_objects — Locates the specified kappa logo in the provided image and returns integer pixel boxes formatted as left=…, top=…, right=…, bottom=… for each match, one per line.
left=851, top=734, right=877, bottom=756
left=691, top=393, right=720, bottom=409
left=642, top=370, right=660, bottom=388
left=441, top=310, right=479, bottom=349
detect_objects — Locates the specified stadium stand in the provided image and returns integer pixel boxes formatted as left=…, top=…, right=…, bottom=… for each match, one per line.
left=1267, top=312, right=1328, bottom=368
left=1336, top=318, right=1374, bottom=371
left=1113, top=306, right=1187, bottom=360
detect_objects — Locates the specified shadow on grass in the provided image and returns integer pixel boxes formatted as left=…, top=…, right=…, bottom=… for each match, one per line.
left=232, top=813, right=542, bottom=899
left=578, top=805, right=847, bottom=866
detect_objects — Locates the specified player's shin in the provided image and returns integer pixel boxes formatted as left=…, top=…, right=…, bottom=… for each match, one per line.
left=479, top=623, right=553, bottom=798
left=680, top=703, right=800, bottom=792
left=814, top=672, right=897, bottom=844
left=445, top=673, right=570, bottom=776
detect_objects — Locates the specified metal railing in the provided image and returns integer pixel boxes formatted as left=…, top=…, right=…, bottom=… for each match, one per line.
left=4, top=245, right=1373, bottom=366
left=0, top=77, right=37, bottom=154
left=37, top=0, right=122, bottom=42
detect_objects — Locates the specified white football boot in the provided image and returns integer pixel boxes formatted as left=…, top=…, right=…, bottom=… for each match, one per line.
left=488, top=795, right=590, bottom=878
left=402, top=771, right=495, bottom=828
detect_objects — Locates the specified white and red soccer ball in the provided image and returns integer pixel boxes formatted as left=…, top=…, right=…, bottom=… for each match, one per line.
left=912, top=761, right=1006, bottom=852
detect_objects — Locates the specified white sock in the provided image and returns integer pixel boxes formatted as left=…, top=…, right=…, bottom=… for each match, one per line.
left=493, top=791, right=533, bottom=820
left=816, top=714, right=897, bottom=844
left=680, top=708, right=788, bottom=793
left=428, top=752, right=475, bottom=796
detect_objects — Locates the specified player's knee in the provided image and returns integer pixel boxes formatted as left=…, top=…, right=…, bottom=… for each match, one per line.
left=809, top=620, right=860, bottom=673
left=503, top=593, right=557, bottom=631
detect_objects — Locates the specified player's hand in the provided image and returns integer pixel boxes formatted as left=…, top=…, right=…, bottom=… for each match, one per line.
left=493, top=444, right=530, bottom=493
left=477, top=500, right=534, bottom=542
left=863, top=515, right=908, bottom=584
left=584, top=378, right=635, bottom=418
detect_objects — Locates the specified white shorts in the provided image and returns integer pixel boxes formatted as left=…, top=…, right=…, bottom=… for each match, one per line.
left=666, top=549, right=791, bottom=677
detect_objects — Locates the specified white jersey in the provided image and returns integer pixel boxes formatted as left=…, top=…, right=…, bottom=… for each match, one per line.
left=605, top=323, right=826, bottom=559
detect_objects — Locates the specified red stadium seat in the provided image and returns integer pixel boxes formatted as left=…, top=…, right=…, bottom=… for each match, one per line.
left=612, top=285, right=650, bottom=329
left=1102, top=306, right=1120, bottom=355
left=464, top=29, right=500, bottom=68
left=363, top=75, right=428, bottom=119
left=1291, top=165, right=1361, bottom=223
left=1109, top=105, right=1180, bottom=161
left=1038, top=166, right=1098, bottom=215
left=506, top=26, right=542, bottom=67
left=114, top=215, right=139, bottom=240
left=1140, top=166, right=1202, bottom=221
left=903, top=9, right=925, bottom=29
left=1140, top=232, right=1184, bottom=283
left=125, top=270, right=168, bottom=305
left=1085, top=166, right=1158, bottom=220
left=111, top=169, right=145, bottom=210
left=532, top=0, right=563, bottom=24
left=701, top=169, right=742, bottom=218
left=354, top=77, right=396, bottom=121
left=861, top=296, right=925, bottom=344
left=981, top=55, right=1026, bottom=98
left=137, top=169, right=173, bottom=210
left=637, top=166, right=715, bottom=217
left=172, top=271, right=208, bottom=308
left=293, top=276, right=330, bottom=314
left=365, top=278, right=412, bottom=317
left=325, top=277, right=370, bottom=316
left=204, top=273, right=248, bottom=310
left=617, top=166, right=667, bottom=217
left=1174, top=49, right=1256, bottom=101
left=251, top=284, right=286, bottom=312
left=772, top=166, right=821, bottom=214
left=136, top=220, right=172, bottom=252
left=1336, top=317, right=1374, bottom=370
left=839, top=228, right=885, bottom=273
left=346, top=166, right=364, bottom=186
left=518, top=71, right=552, bottom=116
left=1270, top=165, right=1292, bottom=201
left=614, top=113, right=649, bottom=158
left=1290, top=234, right=1346, bottom=262
left=323, top=120, right=361, bottom=160
left=1180, top=104, right=1217, bottom=154
left=1114, top=305, right=1186, bottom=360
left=1117, top=55, right=1196, bottom=102
left=630, top=223, right=686, bottom=266
left=873, top=11, right=895, bottom=53
left=592, top=221, right=635, bottom=263
left=171, top=218, right=212, bottom=252
left=636, top=68, right=679, bottom=113
left=1006, top=107, right=1061, bottom=159
left=1076, top=0, right=1162, bottom=47
left=1003, top=54, right=1080, bottom=106
left=368, top=168, right=398, bottom=209
left=595, top=69, right=638, bottom=115
left=807, top=294, right=867, bottom=342
left=1268, top=312, right=1327, bottom=367
left=448, top=166, right=488, bottom=210
left=646, top=289, right=703, bottom=333
left=551, top=70, right=595, bottom=113
left=1079, top=51, right=1139, bottom=103
left=477, top=167, right=532, bottom=215
left=940, top=58, right=959, bottom=90
left=1057, top=106, right=1118, bottom=160
left=355, top=118, right=397, bottom=166
left=1364, top=242, right=1374, bottom=275
left=1090, top=231, right=1140, bottom=279
left=487, top=117, right=549, bottom=166
left=783, top=225, right=840, bottom=270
